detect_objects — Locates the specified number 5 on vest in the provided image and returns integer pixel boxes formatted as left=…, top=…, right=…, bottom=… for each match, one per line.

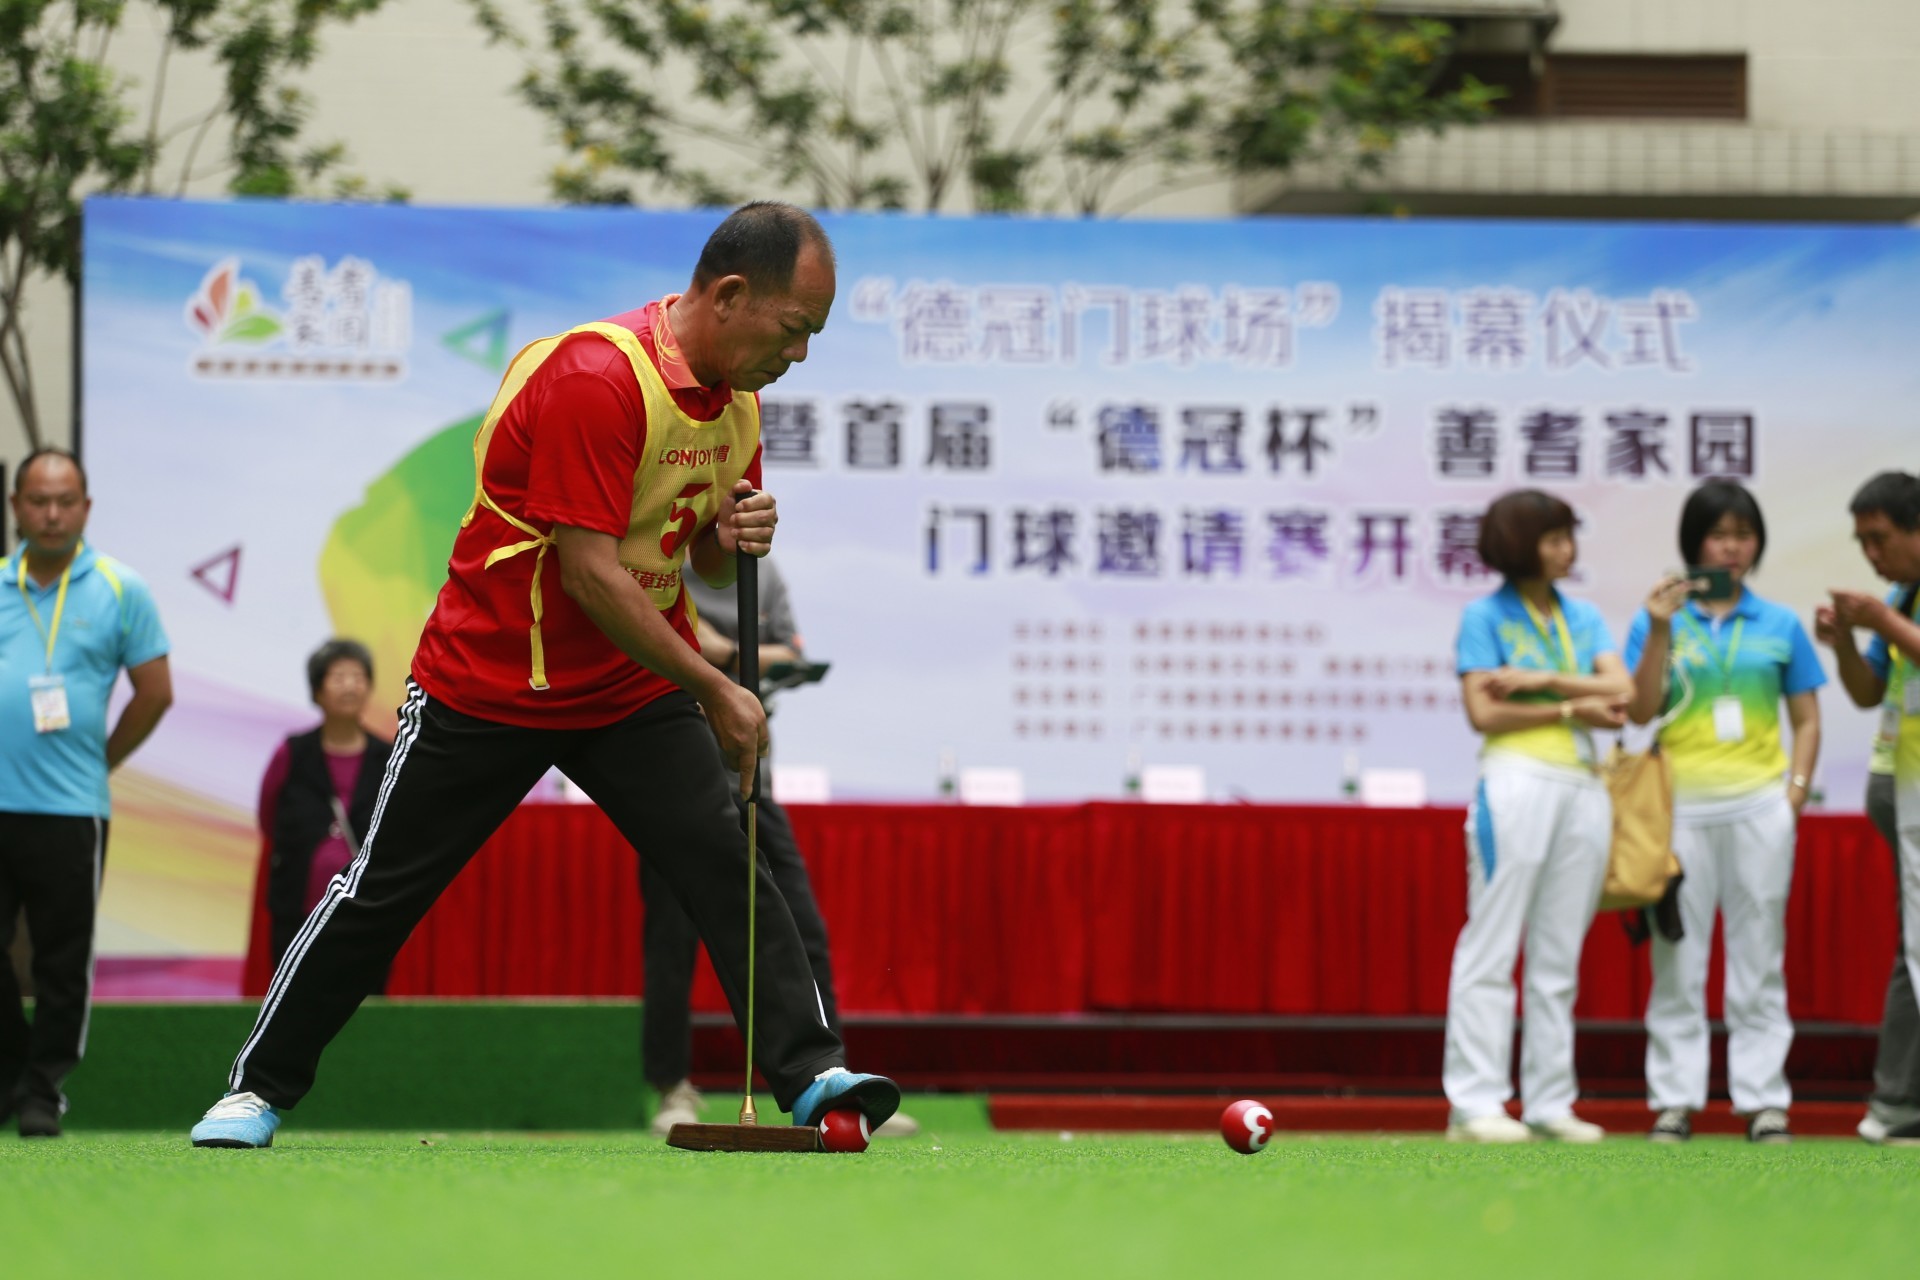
left=660, top=481, right=713, bottom=559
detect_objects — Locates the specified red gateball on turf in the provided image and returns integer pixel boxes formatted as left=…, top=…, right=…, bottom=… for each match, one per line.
left=818, top=1108, right=871, bottom=1153
left=1221, top=1099, right=1274, bottom=1155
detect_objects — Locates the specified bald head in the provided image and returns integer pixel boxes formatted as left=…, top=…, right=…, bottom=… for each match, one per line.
left=15, top=448, right=87, bottom=497
left=671, top=202, right=837, bottom=394
left=689, top=202, right=835, bottom=297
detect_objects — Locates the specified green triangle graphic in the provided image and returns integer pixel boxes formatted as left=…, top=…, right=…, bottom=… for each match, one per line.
left=441, top=309, right=510, bottom=372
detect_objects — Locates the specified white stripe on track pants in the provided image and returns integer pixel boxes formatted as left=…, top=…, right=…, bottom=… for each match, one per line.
left=1644, top=791, right=1796, bottom=1115
left=1443, top=759, right=1609, bottom=1124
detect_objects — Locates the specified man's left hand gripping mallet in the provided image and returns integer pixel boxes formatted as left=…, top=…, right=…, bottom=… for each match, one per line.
left=666, top=515, right=822, bottom=1153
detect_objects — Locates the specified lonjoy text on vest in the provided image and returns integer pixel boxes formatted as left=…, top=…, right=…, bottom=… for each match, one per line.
left=657, top=444, right=733, bottom=468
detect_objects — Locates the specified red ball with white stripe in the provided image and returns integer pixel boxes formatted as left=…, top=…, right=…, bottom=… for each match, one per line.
left=818, top=1107, right=871, bottom=1153
left=1221, top=1099, right=1274, bottom=1154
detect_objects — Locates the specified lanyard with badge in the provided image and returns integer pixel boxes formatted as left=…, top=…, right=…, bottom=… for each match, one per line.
left=1522, top=595, right=1593, bottom=763
left=1677, top=610, right=1747, bottom=744
left=18, top=555, right=75, bottom=733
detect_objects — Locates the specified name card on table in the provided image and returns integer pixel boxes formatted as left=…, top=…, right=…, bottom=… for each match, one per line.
left=1359, top=768, right=1428, bottom=808
left=1140, top=765, right=1207, bottom=804
left=771, top=764, right=832, bottom=805
left=959, top=767, right=1025, bottom=806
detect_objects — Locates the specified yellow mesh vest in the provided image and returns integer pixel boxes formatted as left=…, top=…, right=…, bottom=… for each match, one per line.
left=1874, top=597, right=1912, bottom=777
left=463, top=321, right=760, bottom=690
left=1896, top=645, right=1920, bottom=795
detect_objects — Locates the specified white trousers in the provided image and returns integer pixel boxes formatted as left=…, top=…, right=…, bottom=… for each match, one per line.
left=1443, top=761, right=1610, bottom=1123
left=1645, top=792, right=1797, bottom=1114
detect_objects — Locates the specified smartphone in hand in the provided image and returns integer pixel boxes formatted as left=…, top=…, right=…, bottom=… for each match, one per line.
left=1687, top=566, right=1736, bottom=601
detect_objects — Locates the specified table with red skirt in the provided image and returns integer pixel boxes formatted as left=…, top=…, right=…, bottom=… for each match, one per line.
left=242, top=803, right=1898, bottom=1029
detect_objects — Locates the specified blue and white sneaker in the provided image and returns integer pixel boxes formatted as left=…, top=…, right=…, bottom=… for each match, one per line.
left=190, top=1091, right=282, bottom=1148
left=790, top=1068, right=901, bottom=1130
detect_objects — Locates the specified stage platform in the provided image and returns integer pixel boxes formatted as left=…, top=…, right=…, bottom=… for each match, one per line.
left=244, top=802, right=1901, bottom=1033
left=64, top=1002, right=649, bottom=1131
left=143, top=800, right=1901, bottom=1131
left=64, top=1003, right=1884, bottom=1134
left=688, top=1012, right=1882, bottom=1099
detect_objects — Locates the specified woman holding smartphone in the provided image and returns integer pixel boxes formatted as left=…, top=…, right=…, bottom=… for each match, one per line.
left=1447, top=489, right=1631, bottom=1143
left=1625, top=480, right=1825, bottom=1144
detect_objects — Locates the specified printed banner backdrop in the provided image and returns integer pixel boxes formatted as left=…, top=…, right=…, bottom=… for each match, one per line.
left=83, top=197, right=1910, bottom=960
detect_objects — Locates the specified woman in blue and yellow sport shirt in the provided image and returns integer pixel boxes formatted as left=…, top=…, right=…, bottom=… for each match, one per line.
left=1626, top=481, right=1824, bottom=1146
left=1445, top=490, right=1631, bottom=1144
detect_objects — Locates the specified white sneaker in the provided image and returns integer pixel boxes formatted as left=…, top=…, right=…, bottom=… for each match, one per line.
left=1859, top=1105, right=1920, bottom=1145
left=872, top=1110, right=920, bottom=1138
left=1648, top=1107, right=1692, bottom=1143
left=1446, top=1111, right=1532, bottom=1144
left=1529, top=1114, right=1606, bottom=1144
left=1746, top=1107, right=1791, bottom=1144
left=650, top=1080, right=704, bottom=1138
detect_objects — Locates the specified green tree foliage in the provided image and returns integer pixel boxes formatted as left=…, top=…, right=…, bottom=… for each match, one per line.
left=472, top=0, right=1499, bottom=215
left=0, top=0, right=398, bottom=448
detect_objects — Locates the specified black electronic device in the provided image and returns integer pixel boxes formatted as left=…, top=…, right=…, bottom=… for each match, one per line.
left=1686, top=566, right=1735, bottom=601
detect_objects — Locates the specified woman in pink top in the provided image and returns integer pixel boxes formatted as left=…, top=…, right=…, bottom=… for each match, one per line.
left=257, top=640, right=392, bottom=966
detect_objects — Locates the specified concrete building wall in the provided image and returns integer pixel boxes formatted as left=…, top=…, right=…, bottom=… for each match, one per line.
left=1244, top=0, right=1920, bottom=216
left=1548, top=0, right=1920, bottom=132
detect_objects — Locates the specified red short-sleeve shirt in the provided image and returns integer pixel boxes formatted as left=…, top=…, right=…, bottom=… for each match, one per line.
left=411, top=301, right=762, bottom=729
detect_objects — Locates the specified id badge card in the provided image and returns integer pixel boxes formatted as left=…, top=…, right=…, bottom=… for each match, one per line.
left=1906, top=680, right=1920, bottom=717
left=1712, top=695, right=1746, bottom=744
left=1882, top=702, right=1902, bottom=741
left=28, top=673, right=69, bottom=734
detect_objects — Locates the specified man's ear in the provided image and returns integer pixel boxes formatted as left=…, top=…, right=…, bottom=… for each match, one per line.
left=710, top=273, right=750, bottom=318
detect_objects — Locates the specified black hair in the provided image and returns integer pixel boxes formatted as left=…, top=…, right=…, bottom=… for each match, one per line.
left=1678, top=480, right=1767, bottom=569
left=1476, top=489, right=1576, bottom=580
left=690, top=201, right=834, bottom=295
left=1850, top=471, right=1920, bottom=532
left=14, top=447, right=88, bottom=495
left=307, top=638, right=374, bottom=701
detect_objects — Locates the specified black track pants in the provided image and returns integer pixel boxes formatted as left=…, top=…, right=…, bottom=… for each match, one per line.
left=640, top=789, right=840, bottom=1088
left=229, top=681, right=843, bottom=1111
left=0, top=812, right=107, bottom=1112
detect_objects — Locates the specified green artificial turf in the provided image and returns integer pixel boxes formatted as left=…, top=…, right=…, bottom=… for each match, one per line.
left=1, top=1106, right=1912, bottom=1280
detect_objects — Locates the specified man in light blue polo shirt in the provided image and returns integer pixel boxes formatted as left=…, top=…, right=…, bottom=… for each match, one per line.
left=0, top=449, right=170, bottom=1137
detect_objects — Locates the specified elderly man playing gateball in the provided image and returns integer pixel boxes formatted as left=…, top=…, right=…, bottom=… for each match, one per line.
left=192, top=202, right=900, bottom=1147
